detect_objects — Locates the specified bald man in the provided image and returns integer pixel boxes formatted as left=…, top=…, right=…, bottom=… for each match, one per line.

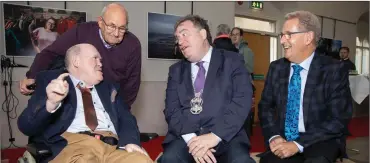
left=18, top=43, right=152, bottom=163
left=20, top=3, right=141, bottom=109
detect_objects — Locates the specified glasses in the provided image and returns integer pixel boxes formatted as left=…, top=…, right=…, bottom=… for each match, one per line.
left=279, top=31, right=309, bottom=39
left=101, top=17, right=128, bottom=34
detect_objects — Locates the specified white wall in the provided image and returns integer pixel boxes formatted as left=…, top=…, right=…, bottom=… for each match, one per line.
left=235, top=1, right=369, bottom=61
left=0, top=1, right=235, bottom=149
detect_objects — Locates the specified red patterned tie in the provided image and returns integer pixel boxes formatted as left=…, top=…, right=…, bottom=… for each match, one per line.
left=77, top=84, right=98, bottom=131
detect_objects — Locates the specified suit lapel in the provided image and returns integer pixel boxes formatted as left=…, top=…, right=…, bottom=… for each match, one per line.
left=65, top=76, right=77, bottom=112
left=302, top=54, right=322, bottom=125
left=181, top=61, right=195, bottom=100
left=279, top=59, right=291, bottom=121
left=95, top=82, right=114, bottom=117
left=202, top=49, right=222, bottom=101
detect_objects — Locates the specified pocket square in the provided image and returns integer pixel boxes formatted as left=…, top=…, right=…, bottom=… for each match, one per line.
left=111, top=89, right=117, bottom=102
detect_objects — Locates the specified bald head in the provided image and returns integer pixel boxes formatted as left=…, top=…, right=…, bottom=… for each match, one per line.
left=101, top=3, right=128, bottom=22
left=65, top=43, right=98, bottom=69
left=65, top=43, right=103, bottom=86
left=98, top=3, right=128, bottom=45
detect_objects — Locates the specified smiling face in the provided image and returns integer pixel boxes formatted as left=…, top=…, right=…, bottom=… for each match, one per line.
left=174, top=20, right=208, bottom=63
left=280, top=18, right=315, bottom=63
left=98, top=4, right=128, bottom=45
left=45, top=18, right=55, bottom=30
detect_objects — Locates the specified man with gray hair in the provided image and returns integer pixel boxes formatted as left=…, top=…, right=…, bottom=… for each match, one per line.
left=258, top=10, right=352, bottom=163
left=20, top=3, right=142, bottom=110
left=213, top=24, right=238, bottom=52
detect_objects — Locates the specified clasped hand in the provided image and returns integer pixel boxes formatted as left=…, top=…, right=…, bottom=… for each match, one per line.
left=270, top=136, right=299, bottom=159
left=187, top=133, right=219, bottom=163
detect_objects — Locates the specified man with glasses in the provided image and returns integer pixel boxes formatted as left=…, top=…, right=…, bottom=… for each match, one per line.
left=258, top=11, right=352, bottom=163
left=19, top=3, right=142, bottom=109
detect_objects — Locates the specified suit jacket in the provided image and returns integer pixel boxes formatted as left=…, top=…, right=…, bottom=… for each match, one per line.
left=258, top=52, right=353, bottom=150
left=18, top=69, right=141, bottom=161
left=163, top=48, right=253, bottom=145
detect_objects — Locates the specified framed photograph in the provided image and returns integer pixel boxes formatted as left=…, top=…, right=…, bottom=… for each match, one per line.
left=316, top=37, right=342, bottom=60
left=147, top=12, right=184, bottom=60
left=2, top=3, right=87, bottom=57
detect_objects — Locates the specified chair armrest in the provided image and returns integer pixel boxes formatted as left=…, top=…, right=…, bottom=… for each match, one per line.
left=140, top=133, right=159, bottom=142
left=26, top=143, right=52, bottom=156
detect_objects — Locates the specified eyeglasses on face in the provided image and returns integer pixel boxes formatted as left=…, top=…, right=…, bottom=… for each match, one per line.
left=101, top=17, right=128, bottom=34
left=279, top=31, right=310, bottom=39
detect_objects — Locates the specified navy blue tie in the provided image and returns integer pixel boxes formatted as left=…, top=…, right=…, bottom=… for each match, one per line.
left=285, top=65, right=303, bottom=141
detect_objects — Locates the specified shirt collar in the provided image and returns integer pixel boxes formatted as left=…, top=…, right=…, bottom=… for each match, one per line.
left=200, top=46, right=213, bottom=63
left=99, top=29, right=112, bottom=49
left=291, top=52, right=315, bottom=71
left=69, top=74, right=94, bottom=89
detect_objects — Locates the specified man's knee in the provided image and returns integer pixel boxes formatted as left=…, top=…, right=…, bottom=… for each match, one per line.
left=231, top=155, right=256, bottom=163
left=304, top=156, right=332, bottom=163
left=161, top=151, right=180, bottom=163
left=129, top=153, right=153, bottom=163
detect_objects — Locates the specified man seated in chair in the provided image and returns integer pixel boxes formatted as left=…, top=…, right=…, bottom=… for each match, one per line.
left=18, top=43, right=153, bottom=163
left=258, top=11, right=352, bottom=163
left=161, top=15, right=255, bottom=163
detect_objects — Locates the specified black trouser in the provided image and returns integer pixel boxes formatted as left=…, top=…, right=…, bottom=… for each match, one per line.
left=161, top=136, right=256, bottom=163
left=244, top=111, right=254, bottom=138
left=260, top=139, right=341, bottom=163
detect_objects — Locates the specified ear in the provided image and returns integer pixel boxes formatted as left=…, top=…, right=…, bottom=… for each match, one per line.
left=72, top=54, right=80, bottom=68
left=97, top=16, right=104, bottom=29
left=200, top=29, right=207, bottom=40
left=305, top=31, right=315, bottom=45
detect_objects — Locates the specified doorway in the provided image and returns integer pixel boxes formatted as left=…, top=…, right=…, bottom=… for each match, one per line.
left=243, top=32, right=274, bottom=123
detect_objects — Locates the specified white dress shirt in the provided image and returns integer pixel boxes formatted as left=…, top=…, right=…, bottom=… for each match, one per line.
left=182, top=47, right=221, bottom=143
left=269, top=52, right=315, bottom=152
left=54, top=75, right=117, bottom=134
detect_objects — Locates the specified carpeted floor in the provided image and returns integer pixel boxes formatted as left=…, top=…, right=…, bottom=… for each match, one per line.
left=2, top=116, right=369, bottom=162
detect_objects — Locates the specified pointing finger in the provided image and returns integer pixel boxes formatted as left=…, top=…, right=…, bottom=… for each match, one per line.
left=57, top=73, right=69, bottom=80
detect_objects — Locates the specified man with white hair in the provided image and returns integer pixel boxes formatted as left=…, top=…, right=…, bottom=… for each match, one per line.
left=20, top=3, right=141, bottom=110
left=258, top=10, right=352, bottom=163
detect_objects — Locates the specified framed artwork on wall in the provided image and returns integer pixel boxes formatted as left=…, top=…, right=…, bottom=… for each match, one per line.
left=2, top=3, right=87, bottom=57
left=147, top=12, right=184, bottom=60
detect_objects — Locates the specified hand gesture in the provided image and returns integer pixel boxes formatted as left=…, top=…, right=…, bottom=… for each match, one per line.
left=46, top=73, right=69, bottom=112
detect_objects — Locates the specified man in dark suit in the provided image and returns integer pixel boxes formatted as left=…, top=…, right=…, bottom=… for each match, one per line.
left=258, top=11, right=353, bottom=163
left=18, top=43, right=153, bottom=163
left=161, top=15, right=255, bottom=163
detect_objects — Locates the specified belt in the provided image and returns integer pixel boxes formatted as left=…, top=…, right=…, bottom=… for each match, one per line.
left=78, top=131, right=118, bottom=146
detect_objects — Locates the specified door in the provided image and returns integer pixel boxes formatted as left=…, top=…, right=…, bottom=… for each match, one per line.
left=243, top=32, right=271, bottom=123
